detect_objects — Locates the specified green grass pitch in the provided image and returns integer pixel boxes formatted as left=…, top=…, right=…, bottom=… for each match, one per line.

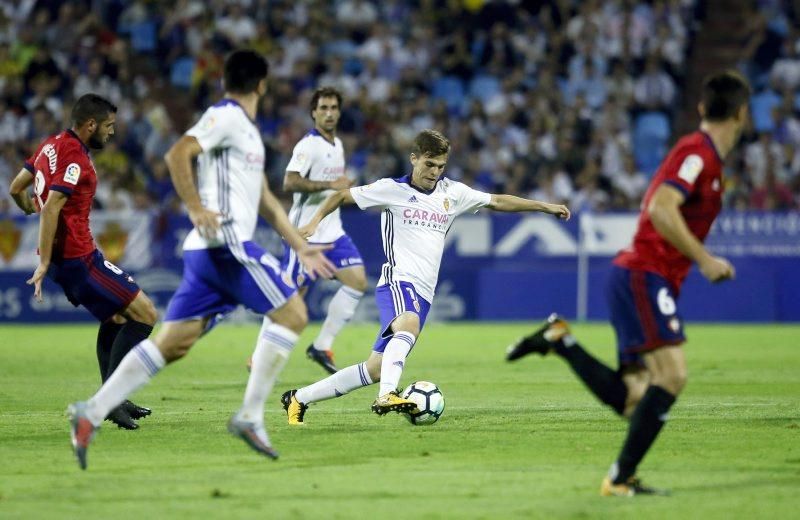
left=1, top=322, right=798, bottom=519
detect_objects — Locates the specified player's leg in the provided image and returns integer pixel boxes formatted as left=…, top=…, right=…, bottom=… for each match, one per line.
left=307, top=262, right=367, bottom=374
left=62, top=251, right=157, bottom=429
left=602, top=346, right=685, bottom=496
left=236, top=294, right=306, bottom=426
left=601, top=270, right=685, bottom=496
left=370, top=281, right=430, bottom=415
left=80, top=319, right=205, bottom=425
left=67, top=318, right=207, bottom=469
left=67, top=248, right=232, bottom=468
left=282, top=282, right=427, bottom=423
left=96, top=316, right=124, bottom=382
left=229, top=242, right=306, bottom=458
left=507, top=313, right=631, bottom=417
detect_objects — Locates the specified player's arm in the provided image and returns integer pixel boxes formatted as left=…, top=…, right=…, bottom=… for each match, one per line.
left=164, top=135, right=220, bottom=239
left=9, top=168, right=36, bottom=215
left=258, top=177, right=335, bottom=279
left=488, top=194, right=571, bottom=220
left=648, top=184, right=734, bottom=282
left=283, top=171, right=353, bottom=193
left=297, top=188, right=356, bottom=238
left=27, top=190, right=68, bottom=301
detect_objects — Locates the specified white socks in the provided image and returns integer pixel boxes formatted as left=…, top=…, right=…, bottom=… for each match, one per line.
left=312, top=286, right=363, bottom=351
left=378, top=332, right=415, bottom=397
left=295, top=362, right=373, bottom=404
left=86, top=339, right=166, bottom=426
left=237, top=321, right=298, bottom=424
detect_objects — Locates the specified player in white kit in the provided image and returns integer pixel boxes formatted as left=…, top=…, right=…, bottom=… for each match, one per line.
left=280, top=130, right=570, bottom=424
left=66, top=50, right=335, bottom=469
left=281, top=86, right=367, bottom=374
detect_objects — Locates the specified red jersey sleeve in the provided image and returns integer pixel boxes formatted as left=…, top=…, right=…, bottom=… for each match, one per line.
left=49, top=143, right=90, bottom=197
left=24, top=142, right=43, bottom=174
left=660, top=146, right=707, bottom=201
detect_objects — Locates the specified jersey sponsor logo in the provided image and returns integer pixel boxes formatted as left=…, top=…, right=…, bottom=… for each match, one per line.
left=677, top=154, right=703, bottom=185
left=402, top=208, right=450, bottom=224
left=42, top=143, right=57, bottom=173
left=712, top=178, right=720, bottom=191
left=64, top=163, right=81, bottom=185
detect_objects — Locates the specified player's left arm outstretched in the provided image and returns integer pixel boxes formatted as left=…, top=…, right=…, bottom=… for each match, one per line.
left=487, top=194, right=571, bottom=220
left=258, top=177, right=336, bottom=280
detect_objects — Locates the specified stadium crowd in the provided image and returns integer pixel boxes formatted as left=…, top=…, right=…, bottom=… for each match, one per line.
left=1, top=0, right=799, bottom=216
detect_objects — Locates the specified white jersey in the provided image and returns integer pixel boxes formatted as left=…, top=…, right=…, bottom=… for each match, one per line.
left=350, top=176, right=492, bottom=302
left=182, top=99, right=265, bottom=250
left=286, top=129, right=346, bottom=243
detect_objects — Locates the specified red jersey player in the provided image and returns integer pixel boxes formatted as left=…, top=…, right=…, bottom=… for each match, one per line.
left=506, top=71, right=751, bottom=496
left=9, top=94, right=159, bottom=430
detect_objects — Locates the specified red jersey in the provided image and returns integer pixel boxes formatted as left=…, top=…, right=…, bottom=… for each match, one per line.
left=25, top=130, right=98, bottom=259
left=614, top=131, right=724, bottom=293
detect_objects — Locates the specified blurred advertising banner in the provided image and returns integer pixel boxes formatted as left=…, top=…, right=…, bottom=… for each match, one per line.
left=1, top=210, right=799, bottom=322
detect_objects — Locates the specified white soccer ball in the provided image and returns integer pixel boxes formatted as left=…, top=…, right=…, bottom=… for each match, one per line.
left=401, top=380, right=445, bottom=425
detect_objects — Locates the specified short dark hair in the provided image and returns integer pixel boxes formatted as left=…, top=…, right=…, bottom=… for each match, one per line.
left=223, top=49, right=268, bottom=94
left=310, top=86, right=343, bottom=116
left=412, top=129, right=450, bottom=157
left=701, top=71, right=751, bottom=122
left=71, top=93, right=117, bottom=126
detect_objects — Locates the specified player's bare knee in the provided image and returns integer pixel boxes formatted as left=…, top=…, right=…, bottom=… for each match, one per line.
left=348, top=275, right=368, bottom=293
left=366, top=361, right=381, bottom=382
left=140, top=297, right=158, bottom=325
left=652, top=371, right=687, bottom=396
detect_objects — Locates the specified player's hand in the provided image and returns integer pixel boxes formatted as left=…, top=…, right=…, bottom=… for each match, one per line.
left=699, top=255, right=735, bottom=283
left=188, top=206, right=221, bottom=239
left=27, top=263, right=49, bottom=302
left=547, top=204, right=571, bottom=221
left=329, top=177, right=354, bottom=191
left=298, top=222, right=317, bottom=240
left=297, top=244, right=335, bottom=280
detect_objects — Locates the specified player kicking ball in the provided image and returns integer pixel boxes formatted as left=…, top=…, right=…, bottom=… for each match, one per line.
left=66, top=50, right=334, bottom=470
left=280, top=129, right=569, bottom=424
left=506, top=71, right=750, bottom=496
left=10, top=94, right=158, bottom=430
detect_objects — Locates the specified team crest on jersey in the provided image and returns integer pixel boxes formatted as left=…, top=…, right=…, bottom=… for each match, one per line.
left=281, top=270, right=294, bottom=287
left=296, top=152, right=307, bottom=166
left=412, top=299, right=420, bottom=312
left=677, top=154, right=703, bottom=185
left=443, top=198, right=450, bottom=212
left=200, top=116, right=216, bottom=131
left=64, top=163, right=81, bottom=185
left=669, top=317, right=681, bottom=333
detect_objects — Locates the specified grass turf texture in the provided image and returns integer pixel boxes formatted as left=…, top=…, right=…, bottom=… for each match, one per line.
left=1, top=322, right=798, bottom=519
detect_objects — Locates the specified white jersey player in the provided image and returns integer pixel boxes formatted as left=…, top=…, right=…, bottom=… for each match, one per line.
left=280, top=87, right=367, bottom=374
left=67, top=50, right=335, bottom=470
left=279, top=129, right=571, bottom=425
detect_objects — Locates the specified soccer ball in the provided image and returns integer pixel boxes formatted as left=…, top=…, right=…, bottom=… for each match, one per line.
left=401, top=381, right=445, bottom=425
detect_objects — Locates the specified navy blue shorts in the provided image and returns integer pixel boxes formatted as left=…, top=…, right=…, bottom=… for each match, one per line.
left=372, top=281, right=431, bottom=353
left=282, top=234, right=363, bottom=288
left=48, top=249, right=140, bottom=322
left=606, top=266, right=686, bottom=367
left=164, top=242, right=296, bottom=324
